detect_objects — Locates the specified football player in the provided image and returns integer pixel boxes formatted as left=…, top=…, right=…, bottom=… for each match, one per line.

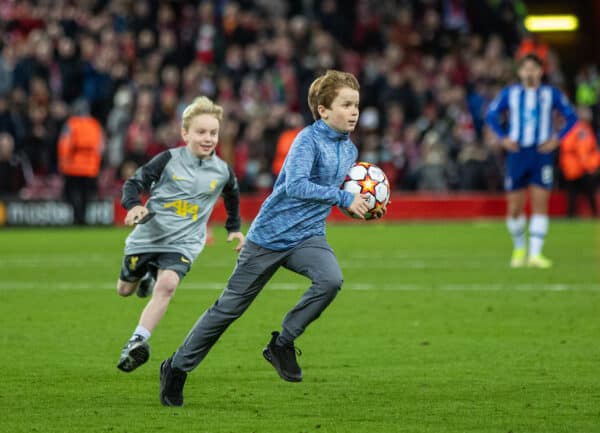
left=486, top=54, right=577, bottom=268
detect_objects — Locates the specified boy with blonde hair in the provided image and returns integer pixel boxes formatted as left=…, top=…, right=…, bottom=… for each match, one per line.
left=159, top=70, right=381, bottom=406
left=116, top=96, right=245, bottom=372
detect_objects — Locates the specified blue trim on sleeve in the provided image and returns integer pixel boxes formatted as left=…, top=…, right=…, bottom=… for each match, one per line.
left=553, top=87, right=577, bottom=139
left=485, top=87, right=509, bottom=138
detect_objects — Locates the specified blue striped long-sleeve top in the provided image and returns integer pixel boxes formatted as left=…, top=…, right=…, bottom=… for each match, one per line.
left=246, top=119, right=357, bottom=250
left=485, top=83, right=577, bottom=148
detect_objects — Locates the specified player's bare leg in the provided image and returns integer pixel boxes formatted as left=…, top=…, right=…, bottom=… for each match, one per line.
left=117, top=270, right=155, bottom=298
left=116, top=279, right=139, bottom=297
left=138, top=269, right=180, bottom=332
left=506, top=189, right=527, bottom=267
left=527, top=186, right=552, bottom=268
left=117, top=270, right=179, bottom=372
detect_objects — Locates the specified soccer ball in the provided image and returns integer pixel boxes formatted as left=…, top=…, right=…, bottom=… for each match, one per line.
left=340, top=162, right=391, bottom=220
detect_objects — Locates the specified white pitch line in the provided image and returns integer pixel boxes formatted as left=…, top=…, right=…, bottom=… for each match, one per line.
left=0, top=282, right=598, bottom=291
left=2, top=254, right=595, bottom=270
left=0, top=258, right=544, bottom=270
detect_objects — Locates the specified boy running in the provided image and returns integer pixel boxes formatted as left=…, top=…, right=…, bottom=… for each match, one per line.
left=116, top=96, right=245, bottom=372
left=159, top=70, right=382, bottom=406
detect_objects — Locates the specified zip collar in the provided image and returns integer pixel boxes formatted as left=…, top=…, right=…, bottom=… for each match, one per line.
left=184, top=145, right=215, bottom=166
left=314, top=119, right=350, bottom=141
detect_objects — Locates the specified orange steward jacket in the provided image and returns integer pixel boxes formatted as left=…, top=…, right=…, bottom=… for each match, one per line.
left=560, top=120, right=600, bottom=181
left=58, top=116, right=103, bottom=177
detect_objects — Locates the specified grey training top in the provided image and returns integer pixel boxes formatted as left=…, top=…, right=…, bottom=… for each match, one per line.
left=121, top=146, right=241, bottom=261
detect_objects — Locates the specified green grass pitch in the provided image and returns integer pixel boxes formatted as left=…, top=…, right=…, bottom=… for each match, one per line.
left=1, top=221, right=599, bottom=433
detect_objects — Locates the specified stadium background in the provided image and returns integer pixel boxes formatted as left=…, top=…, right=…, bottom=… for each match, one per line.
left=0, top=0, right=599, bottom=224
left=1, top=2, right=599, bottom=433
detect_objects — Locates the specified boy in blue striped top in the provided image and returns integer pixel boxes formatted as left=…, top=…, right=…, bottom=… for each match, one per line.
left=486, top=54, right=577, bottom=268
left=159, top=70, right=381, bottom=407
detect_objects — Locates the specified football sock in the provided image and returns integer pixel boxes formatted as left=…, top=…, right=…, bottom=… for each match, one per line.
left=506, top=215, right=526, bottom=250
left=529, top=214, right=548, bottom=257
left=132, top=325, right=151, bottom=341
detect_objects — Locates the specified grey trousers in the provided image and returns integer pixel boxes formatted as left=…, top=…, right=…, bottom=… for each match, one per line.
left=172, top=236, right=343, bottom=372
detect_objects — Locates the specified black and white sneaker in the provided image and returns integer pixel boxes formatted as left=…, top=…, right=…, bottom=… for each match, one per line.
left=117, top=335, right=150, bottom=372
left=159, top=356, right=187, bottom=407
left=136, top=272, right=155, bottom=298
left=262, top=331, right=303, bottom=382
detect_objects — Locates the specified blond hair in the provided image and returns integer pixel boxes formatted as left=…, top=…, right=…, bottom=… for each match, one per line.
left=181, top=96, right=223, bottom=131
left=307, top=70, right=360, bottom=120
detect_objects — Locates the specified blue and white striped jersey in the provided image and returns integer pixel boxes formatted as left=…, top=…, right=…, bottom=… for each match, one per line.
left=485, top=84, right=577, bottom=148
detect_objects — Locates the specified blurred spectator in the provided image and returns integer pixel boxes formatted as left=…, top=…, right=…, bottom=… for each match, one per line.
left=56, top=36, right=83, bottom=103
left=457, top=142, right=490, bottom=191
left=227, top=118, right=249, bottom=182
left=0, top=95, right=16, bottom=138
left=0, top=43, right=16, bottom=97
left=559, top=106, right=600, bottom=217
left=414, top=131, right=450, bottom=192
left=442, top=0, right=469, bottom=34
left=239, top=118, right=267, bottom=192
left=106, top=87, right=134, bottom=168
left=57, top=99, right=103, bottom=225
left=13, top=30, right=52, bottom=92
left=494, top=0, right=526, bottom=55
left=0, top=132, right=31, bottom=197
left=574, top=65, right=600, bottom=131
left=124, top=108, right=154, bottom=167
left=575, top=65, right=599, bottom=107
left=272, top=112, right=304, bottom=176
left=21, top=102, right=54, bottom=175
left=0, top=0, right=586, bottom=198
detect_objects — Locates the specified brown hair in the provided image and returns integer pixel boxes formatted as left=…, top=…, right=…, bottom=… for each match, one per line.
left=307, top=70, right=360, bottom=120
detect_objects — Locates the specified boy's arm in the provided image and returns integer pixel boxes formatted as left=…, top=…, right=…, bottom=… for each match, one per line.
left=284, top=134, right=354, bottom=208
left=485, top=87, right=510, bottom=138
left=121, top=151, right=172, bottom=210
left=221, top=165, right=241, bottom=233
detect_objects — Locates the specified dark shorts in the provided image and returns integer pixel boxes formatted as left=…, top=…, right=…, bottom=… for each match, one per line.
left=119, top=252, right=192, bottom=282
left=505, top=147, right=554, bottom=191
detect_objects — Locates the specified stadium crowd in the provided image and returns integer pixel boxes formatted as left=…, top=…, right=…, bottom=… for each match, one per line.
left=0, top=0, right=598, bottom=200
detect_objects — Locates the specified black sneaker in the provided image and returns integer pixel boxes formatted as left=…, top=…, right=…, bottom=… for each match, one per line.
left=136, top=272, right=155, bottom=298
left=117, top=335, right=150, bottom=372
left=262, top=331, right=303, bottom=382
left=159, top=356, right=187, bottom=407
